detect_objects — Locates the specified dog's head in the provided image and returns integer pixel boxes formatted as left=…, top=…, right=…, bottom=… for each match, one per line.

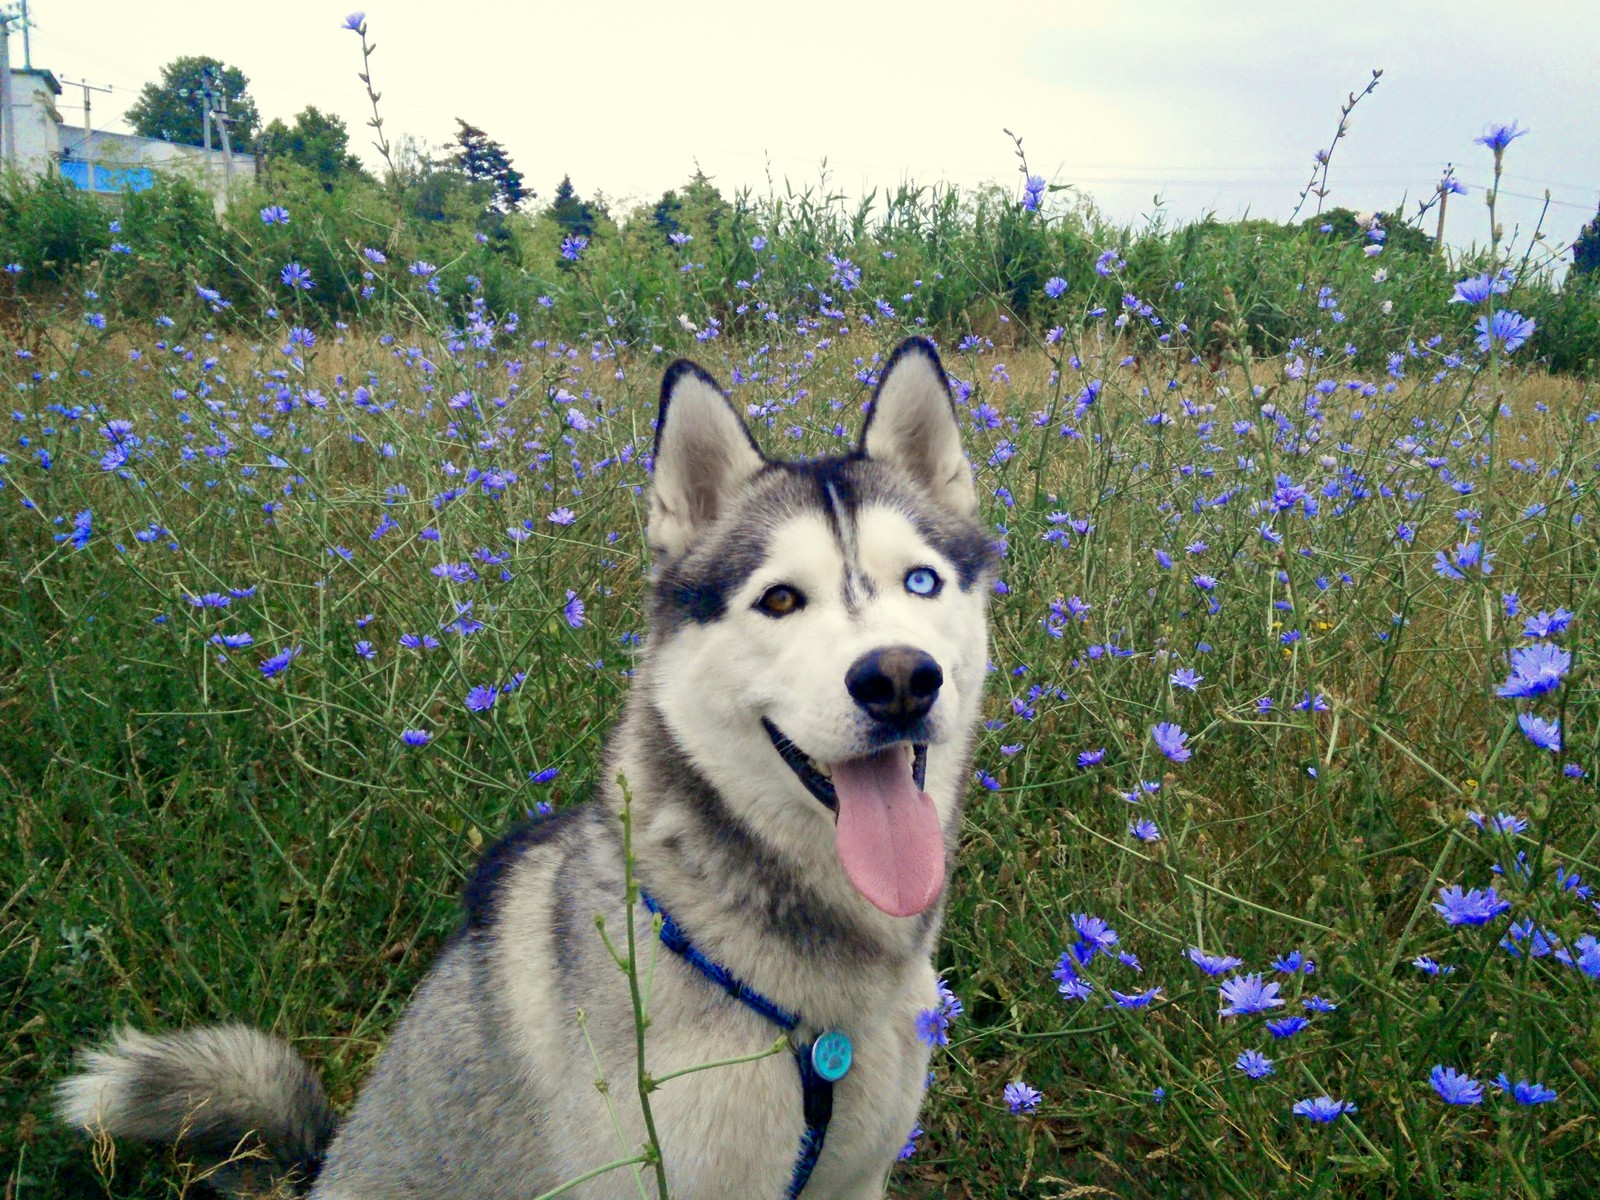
left=643, top=338, right=998, bottom=918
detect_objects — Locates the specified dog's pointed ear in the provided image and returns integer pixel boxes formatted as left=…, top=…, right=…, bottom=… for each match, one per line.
left=650, top=359, right=766, bottom=561
left=860, top=338, right=976, bottom=517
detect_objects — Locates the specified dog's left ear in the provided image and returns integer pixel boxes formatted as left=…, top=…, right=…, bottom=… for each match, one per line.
left=860, top=338, right=977, bottom=517
left=650, top=359, right=767, bottom=561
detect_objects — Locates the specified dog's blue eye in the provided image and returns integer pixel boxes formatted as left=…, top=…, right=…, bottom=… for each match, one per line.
left=905, top=568, right=941, bottom=597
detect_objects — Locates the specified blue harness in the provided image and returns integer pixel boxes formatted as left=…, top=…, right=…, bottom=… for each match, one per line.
left=640, top=891, right=849, bottom=1198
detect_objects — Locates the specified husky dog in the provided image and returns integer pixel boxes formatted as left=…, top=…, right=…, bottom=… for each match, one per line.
left=58, top=336, right=998, bottom=1199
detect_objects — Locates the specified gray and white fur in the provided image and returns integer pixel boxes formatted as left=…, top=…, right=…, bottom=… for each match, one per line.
left=57, top=336, right=998, bottom=1199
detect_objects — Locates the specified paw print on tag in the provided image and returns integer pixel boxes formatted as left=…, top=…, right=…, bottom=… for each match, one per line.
left=811, top=1031, right=852, bottom=1082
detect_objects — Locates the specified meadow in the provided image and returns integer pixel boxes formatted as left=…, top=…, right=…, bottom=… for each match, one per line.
left=3, top=88, right=1600, bottom=1199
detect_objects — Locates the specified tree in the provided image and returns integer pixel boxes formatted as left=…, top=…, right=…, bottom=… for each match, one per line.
left=450, top=120, right=528, bottom=213
left=651, top=168, right=732, bottom=242
left=547, top=175, right=604, bottom=239
left=1573, top=203, right=1600, bottom=278
left=258, top=107, right=365, bottom=189
left=651, top=189, right=683, bottom=238
left=379, top=135, right=488, bottom=229
left=126, top=56, right=261, bottom=151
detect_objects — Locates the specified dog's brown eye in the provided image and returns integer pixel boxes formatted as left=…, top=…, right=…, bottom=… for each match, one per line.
left=756, top=585, right=805, bottom=617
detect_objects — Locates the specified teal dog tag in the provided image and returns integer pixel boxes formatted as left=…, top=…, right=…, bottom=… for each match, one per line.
left=811, top=1030, right=852, bottom=1082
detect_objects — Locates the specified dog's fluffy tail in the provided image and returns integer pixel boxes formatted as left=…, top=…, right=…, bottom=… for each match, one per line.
left=56, top=1025, right=334, bottom=1198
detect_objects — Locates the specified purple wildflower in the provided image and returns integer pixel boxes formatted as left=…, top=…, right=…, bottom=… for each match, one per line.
left=1518, top=713, right=1561, bottom=752
left=1218, top=973, right=1283, bottom=1017
left=280, top=261, right=313, bottom=290
left=1475, top=122, right=1528, bottom=152
left=1430, top=1065, right=1484, bottom=1106
left=1187, top=948, right=1243, bottom=976
left=1433, top=885, right=1512, bottom=926
left=1235, top=1049, right=1275, bottom=1079
left=465, top=685, right=499, bottom=713
left=1004, top=1081, right=1042, bottom=1113
left=1129, top=818, right=1161, bottom=842
left=1151, top=722, right=1191, bottom=762
left=1496, top=642, right=1570, bottom=698
left=1474, top=310, right=1535, bottom=354
left=1492, top=1075, right=1557, bottom=1105
left=1293, top=1096, right=1356, bottom=1123
left=259, top=646, right=300, bottom=678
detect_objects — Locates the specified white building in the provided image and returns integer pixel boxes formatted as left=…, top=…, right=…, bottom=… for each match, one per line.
left=4, top=67, right=252, bottom=205
left=3, top=65, right=62, bottom=176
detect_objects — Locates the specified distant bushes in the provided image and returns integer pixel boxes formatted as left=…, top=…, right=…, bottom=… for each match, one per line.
left=1, top=164, right=1595, bottom=373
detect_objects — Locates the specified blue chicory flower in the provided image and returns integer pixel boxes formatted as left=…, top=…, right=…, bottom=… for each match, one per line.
left=1218, top=973, right=1283, bottom=1017
left=1293, top=1096, right=1356, bottom=1123
left=1430, top=1065, right=1484, bottom=1106
left=1004, top=1081, right=1042, bottom=1113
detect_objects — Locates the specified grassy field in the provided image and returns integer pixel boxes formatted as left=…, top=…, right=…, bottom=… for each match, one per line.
left=2, top=192, right=1599, bottom=1199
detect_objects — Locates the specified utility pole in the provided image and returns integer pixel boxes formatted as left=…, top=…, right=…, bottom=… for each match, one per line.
left=174, top=69, right=237, bottom=206
left=179, top=70, right=220, bottom=190
left=18, top=0, right=27, bottom=69
left=215, top=87, right=234, bottom=194
left=60, top=78, right=112, bottom=194
left=187, top=70, right=236, bottom=200
left=0, top=11, right=15, bottom=168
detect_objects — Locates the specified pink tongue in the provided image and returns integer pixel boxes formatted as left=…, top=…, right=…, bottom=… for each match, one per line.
left=831, top=747, right=945, bottom=917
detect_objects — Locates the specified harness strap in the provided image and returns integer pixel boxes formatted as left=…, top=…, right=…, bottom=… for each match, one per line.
left=640, top=891, right=833, bottom=1197
left=786, top=1046, right=835, bottom=1198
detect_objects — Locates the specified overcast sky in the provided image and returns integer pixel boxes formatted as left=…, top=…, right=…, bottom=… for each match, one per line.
left=27, top=1, right=1600, bottom=258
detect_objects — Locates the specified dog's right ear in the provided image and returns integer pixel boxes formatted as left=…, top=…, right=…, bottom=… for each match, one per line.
left=649, top=360, right=766, bottom=561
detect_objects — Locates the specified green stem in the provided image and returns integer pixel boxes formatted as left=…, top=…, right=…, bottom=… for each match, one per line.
left=648, top=1035, right=788, bottom=1088
left=616, top=773, right=671, bottom=1199
left=529, top=1154, right=652, bottom=1200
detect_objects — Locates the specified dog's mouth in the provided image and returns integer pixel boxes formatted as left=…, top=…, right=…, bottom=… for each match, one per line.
left=762, top=718, right=940, bottom=918
left=762, top=719, right=928, bottom=812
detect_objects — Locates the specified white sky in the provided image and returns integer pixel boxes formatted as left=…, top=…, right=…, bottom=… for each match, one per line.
left=27, top=1, right=1600, bottom=257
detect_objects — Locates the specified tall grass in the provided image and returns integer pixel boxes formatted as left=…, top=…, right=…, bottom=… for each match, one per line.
left=3, top=45, right=1599, bottom=1200
left=3, top=142, right=1598, bottom=377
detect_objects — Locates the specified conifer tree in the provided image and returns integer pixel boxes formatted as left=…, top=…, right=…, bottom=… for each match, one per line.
left=450, top=120, right=529, bottom=213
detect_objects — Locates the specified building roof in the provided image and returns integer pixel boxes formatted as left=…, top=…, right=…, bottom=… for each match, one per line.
left=10, top=67, right=62, bottom=95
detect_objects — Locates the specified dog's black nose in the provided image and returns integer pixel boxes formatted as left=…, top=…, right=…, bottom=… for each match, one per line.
left=846, top=646, right=943, bottom=728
